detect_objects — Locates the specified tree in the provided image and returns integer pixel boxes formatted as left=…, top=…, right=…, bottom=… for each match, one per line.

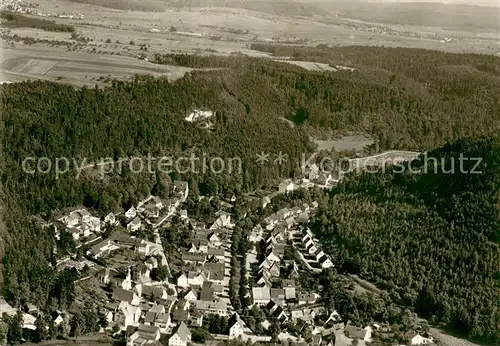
left=152, top=265, right=169, bottom=281
left=35, top=316, right=48, bottom=342
left=5, top=312, right=23, bottom=345
left=268, top=323, right=281, bottom=341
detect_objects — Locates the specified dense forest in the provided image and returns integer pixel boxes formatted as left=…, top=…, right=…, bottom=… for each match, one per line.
left=0, top=12, right=75, bottom=32
left=0, top=45, right=499, bottom=342
left=311, top=136, right=500, bottom=343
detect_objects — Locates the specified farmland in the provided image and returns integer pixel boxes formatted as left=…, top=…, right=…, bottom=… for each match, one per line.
left=0, top=0, right=498, bottom=86
left=0, top=42, right=210, bottom=86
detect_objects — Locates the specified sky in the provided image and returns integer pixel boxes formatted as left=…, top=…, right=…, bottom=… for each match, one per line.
left=372, top=0, right=500, bottom=7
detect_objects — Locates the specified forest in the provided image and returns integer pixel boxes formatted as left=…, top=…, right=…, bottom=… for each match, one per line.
left=310, top=136, right=500, bottom=344
left=0, top=45, right=499, bottom=343
left=0, top=12, right=75, bottom=32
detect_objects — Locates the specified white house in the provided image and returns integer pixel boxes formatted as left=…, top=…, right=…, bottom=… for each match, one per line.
left=207, top=233, right=222, bottom=247
left=229, top=316, right=246, bottom=338
left=168, top=322, right=191, bottom=346
left=127, top=217, right=141, bottom=232
left=127, top=324, right=161, bottom=346
left=184, top=289, right=198, bottom=302
left=145, top=257, right=158, bottom=270
left=278, top=179, right=297, bottom=194
left=125, top=207, right=137, bottom=220
left=104, top=212, right=118, bottom=226
left=115, top=301, right=141, bottom=329
left=252, top=287, right=271, bottom=305
left=88, top=239, right=119, bottom=259
left=176, top=273, right=189, bottom=289
left=410, top=333, right=435, bottom=345
left=210, top=213, right=233, bottom=230
left=319, top=255, right=334, bottom=269
left=173, top=180, right=189, bottom=203
left=187, top=271, right=205, bottom=287
left=344, top=324, right=373, bottom=342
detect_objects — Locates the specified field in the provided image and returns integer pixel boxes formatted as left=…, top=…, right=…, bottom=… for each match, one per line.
left=0, top=0, right=498, bottom=86
left=0, top=42, right=208, bottom=86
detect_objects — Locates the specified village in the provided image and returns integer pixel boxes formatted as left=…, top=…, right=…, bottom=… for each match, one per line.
left=0, top=163, right=438, bottom=346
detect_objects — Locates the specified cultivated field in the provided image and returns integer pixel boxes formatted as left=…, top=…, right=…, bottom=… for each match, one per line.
left=1, top=0, right=498, bottom=86
left=0, top=42, right=209, bottom=86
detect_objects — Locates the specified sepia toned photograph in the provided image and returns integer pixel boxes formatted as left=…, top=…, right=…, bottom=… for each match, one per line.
left=0, top=1, right=498, bottom=346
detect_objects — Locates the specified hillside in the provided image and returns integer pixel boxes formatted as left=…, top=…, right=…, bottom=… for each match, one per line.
left=0, top=46, right=499, bottom=341
left=311, top=136, right=500, bottom=343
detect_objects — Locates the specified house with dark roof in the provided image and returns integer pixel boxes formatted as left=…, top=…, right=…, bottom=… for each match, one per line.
left=168, top=322, right=191, bottom=346
left=127, top=324, right=160, bottom=346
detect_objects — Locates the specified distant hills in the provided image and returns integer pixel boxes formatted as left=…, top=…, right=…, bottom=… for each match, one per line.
left=64, top=0, right=500, bottom=33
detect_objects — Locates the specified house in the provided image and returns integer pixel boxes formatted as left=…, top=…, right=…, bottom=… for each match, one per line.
left=104, top=212, right=118, bottom=225
left=210, top=213, right=233, bottom=230
left=173, top=181, right=189, bottom=203
left=172, top=308, right=190, bottom=323
left=199, top=285, right=215, bottom=302
left=133, top=263, right=151, bottom=283
left=127, top=324, right=161, bottom=346
left=324, top=310, right=342, bottom=326
left=120, top=268, right=133, bottom=290
left=145, top=257, right=158, bottom=270
left=256, top=272, right=272, bottom=287
left=125, top=207, right=137, bottom=220
left=22, top=313, right=37, bottom=330
left=319, top=255, right=334, bottom=269
left=181, top=252, right=206, bottom=264
left=344, top=324, right=372, bottom=342
left=270, top=288, right=285, bottom=303
left=315, top=250, right=326, bottom=261
left=88, top=239, right=119, bottom=259
left=168, top=322, right=191, bottom=346
left=0, top=297, right=18, bottom=317
left=187, top=271, right=205, bottom=287
left=115, top=301, right=141, bottom=329
left=179, top=210, right=188, bottom=219
left=306, top=164, right=320, bottom=181
left=282, top=280, right=296, bottom=300
left=184, top=289, right=198, bottom=302
left=204, top=262, right=225, bottom=285
left=207, top=247, right=225, bottom=261
left=96, top=267, right=114, bottom=284
left=278, top=179, right=296, bottom=194
left=264, top=261, right=280, bottom=277
left=316, top=173, right=333, bottom=186
left=128, top=217, right=142, bottom=232
left=138, top=241, right=154, bottom=257
left=249, top=224, right=264, bottom=242
left=186, top=243, right=198, bottom=253
left=409, top=332, right=436, bottom=345
left=195, top=300, right=228, bottom=316
left=176, top=273, right=189, bottom=289
left=265, top=251, right=281, bottom=264
left=267, top=302, right=288, bottom=324
left=153, top=313, right=170, bottom=331
left=297, top=292, right=317, bottom=305
left=207, top=232, right=222, bottom=247
left=113, top=288, right=141, bottom=306
left=262, top=196, right=271, bottom=209
left=52, top=311, right=64, bottom=326
left=134, top=285, right=168, bottom=300
left=193, top=238, right=209, bottom=253
left=229, top=314, right=247, bottom=338
left=252, top=287, right=271, bottom=305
